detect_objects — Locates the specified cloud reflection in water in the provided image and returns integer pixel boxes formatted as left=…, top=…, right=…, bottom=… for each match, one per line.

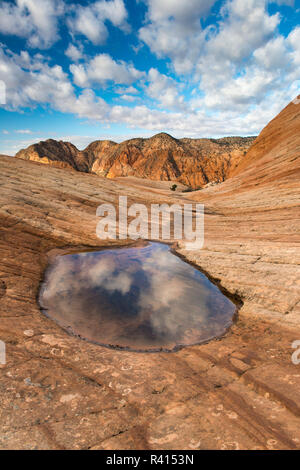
left=39, top=243, right=236, bottom=351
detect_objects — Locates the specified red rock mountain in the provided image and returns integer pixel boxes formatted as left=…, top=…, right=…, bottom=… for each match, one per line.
left=15, top=139, right=94, bottom=173
left=15, top=134, right=255, bottom=188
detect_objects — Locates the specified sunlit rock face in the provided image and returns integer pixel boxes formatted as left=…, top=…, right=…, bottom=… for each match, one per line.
left=39, top=243, right=236, bottom=352
left=15, top=134, right=255, bottom=189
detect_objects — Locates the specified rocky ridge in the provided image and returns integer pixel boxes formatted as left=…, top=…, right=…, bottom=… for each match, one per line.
left=15, top=134, right=255, bottom=189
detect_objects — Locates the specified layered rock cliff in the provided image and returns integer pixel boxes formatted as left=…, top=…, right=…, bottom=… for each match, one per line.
left=15, top=134, right=255, bottom=188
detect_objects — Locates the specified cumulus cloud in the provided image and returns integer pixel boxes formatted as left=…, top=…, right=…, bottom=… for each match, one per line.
left=65, top=43, right=84, bottom=62
left=114, top=86, right=139, bottom=95
left=139, top=0, right=216, bottom=74
left=118, top=94, right=138, bottom=102
left=146, top=68, right=186, bottom=110
left=68, top=6, right=108, bottom=44
left=253, top=36, right=289, bottom=70
left=70, top=54, right=144, bottom=87
left=68, top=0, right=129, bottom=45
left=0, top=0, right=64, bottom=49
left=143, top=0, right=215, bottom=23
left=1, top=38, right=299, bottom=142
left=93, top=0, right=129, bottom=29
left=205, top=0, right=280, bottom=64
left=0, top=0, right=129, bottom=49
left=0, top=46, right=108, bottom=120
left=190, top=0, right=299, bottom=114
left=288, top=27, right=300, bottom=74
left=0, top=0, right=299, bottom=147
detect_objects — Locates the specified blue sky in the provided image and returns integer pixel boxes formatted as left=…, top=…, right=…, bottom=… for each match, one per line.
left=0, top=0, right=299, bottom=155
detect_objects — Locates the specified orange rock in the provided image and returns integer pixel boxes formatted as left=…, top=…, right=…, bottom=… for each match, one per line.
left=15, top=134, right=255, bottom=189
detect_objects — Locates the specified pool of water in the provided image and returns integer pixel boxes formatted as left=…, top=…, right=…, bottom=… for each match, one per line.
left=39, top=242, right=236, bottom=352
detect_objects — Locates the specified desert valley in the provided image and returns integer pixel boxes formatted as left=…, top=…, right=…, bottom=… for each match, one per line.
left=0, top=96, right=299, bottom=450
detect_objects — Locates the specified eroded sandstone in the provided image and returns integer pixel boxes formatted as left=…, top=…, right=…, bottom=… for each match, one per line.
left=0, top=98, right=299, bottom=450
left=15, top=134, right=255, bottom=189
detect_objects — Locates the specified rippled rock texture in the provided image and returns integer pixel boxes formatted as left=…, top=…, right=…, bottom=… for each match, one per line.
left=0, top=97, right=299, bottom=449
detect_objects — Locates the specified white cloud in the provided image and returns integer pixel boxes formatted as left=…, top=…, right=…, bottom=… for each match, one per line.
left=69, top=6, right=108, bottom=44
left=190, top=0, right=299, bottom=113
left=0, top=0, right=299, bottom=149
left=203, top=0, right=280, bottom=65
left=0, top=46, right=108, bottom=120
left=139, top=0, right=216, bottom=74
left=68, top=0, right=129, bottom=45
left=15, top=129, right=33, bottom=134
left=70, top=54, right=144, bottom=87
left=288, top=27, right=300, bottom=73
left=254, top=36, right=289, bottom=70
left=0, top=0, right=129, bottom=49
left=146, top=68, right=185, bottom=109
left=65, top=44, right=84, bottom=62
left=0, top=0, right=64, bottom=49
left=119, top=94, right=138, bottom=102
left=143, top=0, right=215, bottom=23
left=199, top=68, right=277, bottom=111
left=1, top=38, right=299, bottom=143
left=93, top=0, right=129, bottom=30
left=115, top=86, right=139, bottom=95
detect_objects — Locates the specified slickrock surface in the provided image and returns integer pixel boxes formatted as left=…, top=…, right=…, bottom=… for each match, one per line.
left=184, top=97, right=300, bottom=328
left=0, top=99, right=299, bottom=450
left=16, top=134, right=255, bottom=189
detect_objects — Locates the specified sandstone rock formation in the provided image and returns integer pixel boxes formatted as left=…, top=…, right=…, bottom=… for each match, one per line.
left=91, top=134, right=255, bottom=188
left=188, top=95, right=300, bottom=202
left=15, top=134, right=255, bottom=189
left=16, top=139, right=94, bottom=173
left=0, top=97, right=299, bottom=450
left=233, top=96, right=300, bottom=178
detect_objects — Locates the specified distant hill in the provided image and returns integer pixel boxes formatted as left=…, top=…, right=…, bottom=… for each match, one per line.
left=15, top=133, right=255, bottom=188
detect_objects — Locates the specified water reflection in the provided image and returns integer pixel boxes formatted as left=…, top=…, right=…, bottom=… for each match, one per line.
left=39, top=242, right=236, bottom=352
